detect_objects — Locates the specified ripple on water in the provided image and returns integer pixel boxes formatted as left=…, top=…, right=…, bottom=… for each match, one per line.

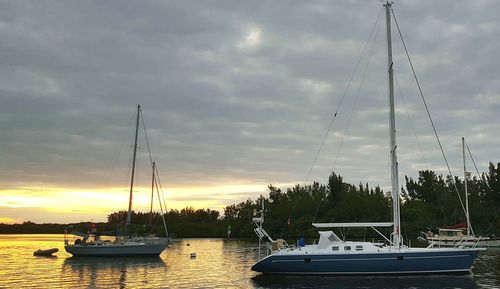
left=0, top=235, right=499, bottom=288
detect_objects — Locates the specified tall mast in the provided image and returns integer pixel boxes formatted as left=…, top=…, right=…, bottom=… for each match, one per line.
left=462, top=137, right=471, bottom=236
left=384, top=1, right=401, bottom=248
left=126, top=104, right=141, bottom=227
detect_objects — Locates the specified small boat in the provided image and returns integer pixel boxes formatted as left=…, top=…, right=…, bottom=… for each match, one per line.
left=422, top=227, right=499, bottom=247
left=421, top=138, right=500, bottom=248
left=34, top=248, right=58, bottom=256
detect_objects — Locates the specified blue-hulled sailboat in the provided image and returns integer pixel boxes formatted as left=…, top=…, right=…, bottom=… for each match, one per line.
left=251, top=2, right=484, bottom=275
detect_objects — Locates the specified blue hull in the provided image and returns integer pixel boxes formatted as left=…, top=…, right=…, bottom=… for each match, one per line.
left=252, top=250, right=480, bottom=275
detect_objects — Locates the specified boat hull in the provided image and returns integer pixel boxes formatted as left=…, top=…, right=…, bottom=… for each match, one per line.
left=251, top=249, right=482, bottom=275
left=65, top=242, right=167, bottom=257
left=34, top=248, right=59, bottom=256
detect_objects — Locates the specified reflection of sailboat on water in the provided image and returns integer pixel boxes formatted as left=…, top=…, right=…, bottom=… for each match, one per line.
left=62, top=257, right=166, bottom=288
left=63, top=256, right=166, bottom=268
left=64, top=105, right=169, bottom=257
left=251, top=2, right=484, bottom=275
left=251, top=274, right=477, bottom=289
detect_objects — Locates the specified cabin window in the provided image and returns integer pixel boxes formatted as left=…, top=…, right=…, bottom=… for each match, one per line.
left=355, top=245, right=363, bottom=251
left=332, top=246, right=339, bottom=251
left=344, top=246, right=351, bottom=251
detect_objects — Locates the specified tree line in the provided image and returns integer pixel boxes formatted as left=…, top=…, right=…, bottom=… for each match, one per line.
left=1, top=162, right=499, bottom=242
left=221, top=162, right=500, bottom=241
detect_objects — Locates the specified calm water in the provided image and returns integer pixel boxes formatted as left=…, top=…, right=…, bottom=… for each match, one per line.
left=0, top=234, right=499, bottom=288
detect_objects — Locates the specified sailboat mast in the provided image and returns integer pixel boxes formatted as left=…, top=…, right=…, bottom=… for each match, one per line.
left=462, top=137, right=471, bottom=236
left=384, top=2, right=401, bottom=248
left=126, top=104, right=141, bottom=227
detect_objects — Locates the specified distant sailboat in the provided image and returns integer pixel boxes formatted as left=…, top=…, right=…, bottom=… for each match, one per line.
left=64, top=105, right=169, bottom=257
left=423, top=137, right=500, bottom=248
left=251, top=2, right=484, bottom=275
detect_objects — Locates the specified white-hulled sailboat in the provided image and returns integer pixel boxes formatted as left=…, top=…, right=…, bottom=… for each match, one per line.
left=251, top=2, right=484, bottom=275
left=422, top=137, right=500, bottom=248
left=64, top=105, right=169, bottom=257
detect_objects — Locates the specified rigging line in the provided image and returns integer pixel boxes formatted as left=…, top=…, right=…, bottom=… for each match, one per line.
left=139, top=108, right=169, bottom=235
left=140, top=110, right=169, bottom=216
left=122, top=108, right=141, bottom=194
left=391, top=9, right=468, bottom=218
left=465, top=141, right=482, bottom=179
left=401, top=199, right=408, bottom=241
left=140, top=109, right=168, bottom=211
left=154, top=165, right=169, bottom=217
left=102, top=112, right=136, bottom=186
left=306, top=9, right=383, bottom=223
left=394, top=72, right=428, bottom=170
left=313, top=7, right=382, bottom=223
left=140, top=109, right=154, bottom=167
left=303, top=6, right=384, bottom=186
left=331, top=12, right=382, bottom=173
left=465, top=140, right=498, bottom=227
left=154, top=172, right=169, bottom=236
left=292, top=8, right=383, bottom=232
left=125, top=108, right=139, bottom=201
left=279, top=199, right=295, bottom=238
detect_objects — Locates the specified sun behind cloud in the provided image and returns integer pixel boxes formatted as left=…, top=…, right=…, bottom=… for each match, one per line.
left=238, top=25, right=263, bottom=51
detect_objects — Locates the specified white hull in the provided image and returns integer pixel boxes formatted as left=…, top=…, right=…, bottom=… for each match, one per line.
left=65, top=240, right=168, bottom=257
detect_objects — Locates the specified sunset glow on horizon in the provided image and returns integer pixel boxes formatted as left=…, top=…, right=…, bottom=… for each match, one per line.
left=0, top=183, right=277, bottom=224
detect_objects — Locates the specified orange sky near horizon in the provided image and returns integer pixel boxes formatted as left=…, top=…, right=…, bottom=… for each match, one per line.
left=0, top=183, right=277, bottom=224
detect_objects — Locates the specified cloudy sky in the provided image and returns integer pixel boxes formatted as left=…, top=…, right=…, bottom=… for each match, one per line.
left=0, top=0, right=498, bottom=223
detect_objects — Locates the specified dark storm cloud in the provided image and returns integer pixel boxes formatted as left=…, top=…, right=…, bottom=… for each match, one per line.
left=0, top=0, right=498, bottom=204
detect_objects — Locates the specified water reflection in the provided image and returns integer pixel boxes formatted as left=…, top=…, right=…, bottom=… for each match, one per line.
left=472, top=248, right=500, bottom=288
left=0, top=235, right=498, bottom=288
left=62, top=256, right=166, bottom=268
left=251, top=274, right=478, bottom=289
left=33, top=255, right=58, bottom=259
left=62, top=257, right=166, bottom=288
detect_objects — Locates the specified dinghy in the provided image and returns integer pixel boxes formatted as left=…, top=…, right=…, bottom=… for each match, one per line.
left=34, top=248, right=58, bottom=256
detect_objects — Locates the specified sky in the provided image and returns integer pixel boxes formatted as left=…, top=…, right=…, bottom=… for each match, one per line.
left=0, top=0, right=498, bottom=224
